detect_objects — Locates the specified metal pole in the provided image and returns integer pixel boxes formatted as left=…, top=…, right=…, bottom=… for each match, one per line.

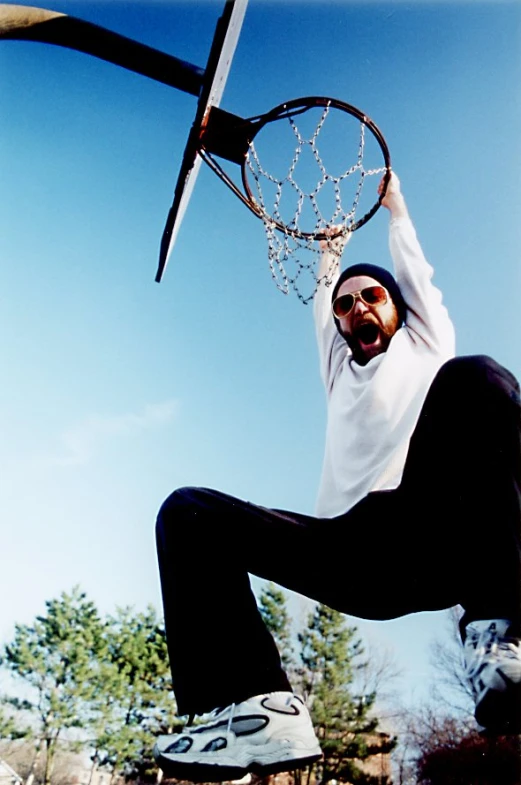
left=0, top=4, right=204, bottom=96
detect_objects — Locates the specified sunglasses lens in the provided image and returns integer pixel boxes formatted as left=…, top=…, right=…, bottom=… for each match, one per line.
left=332, top=286, right=388, bottom=319
left=362, top=286, right=387, bottom=305
left=333, top=294, right=354, bottom=318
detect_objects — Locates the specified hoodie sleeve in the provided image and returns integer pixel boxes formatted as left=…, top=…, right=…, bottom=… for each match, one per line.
left=313, top=261, right=348, bottom=394
left=390, top=215, right=455, bottom=358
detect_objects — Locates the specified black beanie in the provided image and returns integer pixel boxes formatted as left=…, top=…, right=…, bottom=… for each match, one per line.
left=331, top=263, right=407, bottom=335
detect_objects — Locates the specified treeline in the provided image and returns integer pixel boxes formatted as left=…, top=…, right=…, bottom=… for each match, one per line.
left=0, top=585, right=395, bottom=785
left=0, top=588, right=178, bottom=785
left=1, top=586, right=520, bottom=785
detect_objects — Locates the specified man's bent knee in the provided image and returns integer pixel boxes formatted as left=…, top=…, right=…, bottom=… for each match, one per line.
left=437, top=355, right=520, bottom=402
left=156, top=486, right=209, bottom=538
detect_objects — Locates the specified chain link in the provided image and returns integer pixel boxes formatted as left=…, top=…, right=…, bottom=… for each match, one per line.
left=245, top=105, right=385, bottom=303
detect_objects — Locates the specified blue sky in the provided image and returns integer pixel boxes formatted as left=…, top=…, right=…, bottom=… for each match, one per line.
left=0, top=0, right=520, bottom=713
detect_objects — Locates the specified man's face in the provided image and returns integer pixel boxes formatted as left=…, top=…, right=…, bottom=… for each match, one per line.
left=333, top=275, right=400, bottom=366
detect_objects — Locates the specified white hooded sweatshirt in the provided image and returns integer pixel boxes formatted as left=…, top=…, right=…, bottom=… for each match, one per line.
left=314, top=215, right=456, bottom=518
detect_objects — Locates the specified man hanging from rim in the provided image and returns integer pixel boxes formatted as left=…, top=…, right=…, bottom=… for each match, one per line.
left=153, top=172, right=521, bottom=781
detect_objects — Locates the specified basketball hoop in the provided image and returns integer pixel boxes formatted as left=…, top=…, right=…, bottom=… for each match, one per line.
left=198, top=96, right=391, bottom=302
left=0, top=0, right=390, bottom=299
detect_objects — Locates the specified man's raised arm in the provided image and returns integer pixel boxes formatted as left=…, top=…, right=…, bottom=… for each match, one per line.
left=381, top=172, right=455, bottom=357
left=313, top=228, right=351, bottom=390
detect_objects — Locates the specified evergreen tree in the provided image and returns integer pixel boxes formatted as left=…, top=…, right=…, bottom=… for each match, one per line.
left=87, top=605, right=180, bottom=784
left=299, top=604, right=395, bottom=785
left=258, top=583, right=294, bottom=671
left=1, top=587, right=106, bottom=785
left=0, top=705, right=29, bottom=740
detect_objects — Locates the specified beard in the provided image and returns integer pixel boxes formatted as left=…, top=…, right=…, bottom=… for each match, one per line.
left=344, top=318, right=396, bottom=366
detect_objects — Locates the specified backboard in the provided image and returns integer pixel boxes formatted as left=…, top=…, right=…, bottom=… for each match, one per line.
left=155, top=0, right=247, bottom=282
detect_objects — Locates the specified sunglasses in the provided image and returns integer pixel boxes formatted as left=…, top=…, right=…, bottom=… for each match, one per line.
left=332, top=285, right=389, bottom=319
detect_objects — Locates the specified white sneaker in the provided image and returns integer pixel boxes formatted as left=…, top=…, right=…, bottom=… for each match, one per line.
left=153, top=691, right=322, bottom=782
left=464, top=619, right=521, bottom=734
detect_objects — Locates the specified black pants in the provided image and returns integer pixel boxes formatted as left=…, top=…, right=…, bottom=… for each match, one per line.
left=156, top=355, right=521, bottom=716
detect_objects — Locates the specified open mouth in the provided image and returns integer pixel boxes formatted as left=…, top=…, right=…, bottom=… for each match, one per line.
left=355, top=323, right=380, bottom=347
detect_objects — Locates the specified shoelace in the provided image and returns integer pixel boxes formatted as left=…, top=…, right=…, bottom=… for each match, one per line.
left=226, top=704, right=236, bottom=734
left=185, top=703, right=237, bottom=733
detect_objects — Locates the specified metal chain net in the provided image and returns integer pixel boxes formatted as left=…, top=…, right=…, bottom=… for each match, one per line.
left=245, top=104, right=386, bottom=304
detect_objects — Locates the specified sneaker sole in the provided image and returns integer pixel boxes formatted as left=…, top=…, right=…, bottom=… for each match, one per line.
left=252, top=752, right=322, bottom=776
left=153, top=746, right=322, bottom=783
